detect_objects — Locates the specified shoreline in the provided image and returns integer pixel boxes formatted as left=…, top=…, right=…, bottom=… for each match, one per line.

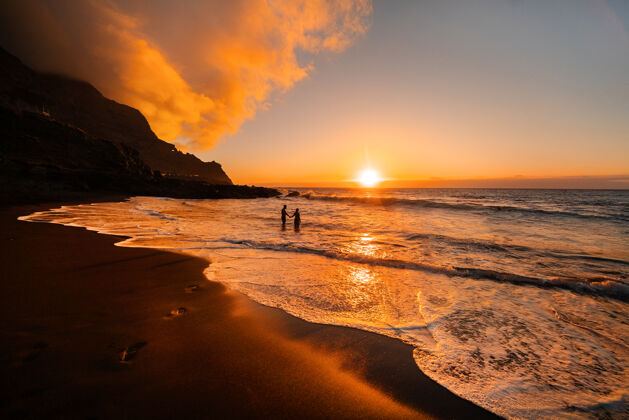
left=1, top=200, right=500, bottom=419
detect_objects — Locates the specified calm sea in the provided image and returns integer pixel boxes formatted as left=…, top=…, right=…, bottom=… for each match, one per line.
left=21, top=188, right=629, bottom=419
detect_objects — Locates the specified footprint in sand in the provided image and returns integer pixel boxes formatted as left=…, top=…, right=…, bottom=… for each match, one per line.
left=119, top=341, right=147, bottom=363
left=20, top=341, right=48, bottom=363
left=185, top=284, right=200, bottom=293
left=163, top=307, right=187, bottom=320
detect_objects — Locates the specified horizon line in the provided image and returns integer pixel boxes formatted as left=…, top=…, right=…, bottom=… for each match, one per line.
left=249, top=174, right=629, bottom=189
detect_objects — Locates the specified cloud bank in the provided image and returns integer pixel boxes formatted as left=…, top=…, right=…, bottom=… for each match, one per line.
left=0, top=0, right=372, bottom=150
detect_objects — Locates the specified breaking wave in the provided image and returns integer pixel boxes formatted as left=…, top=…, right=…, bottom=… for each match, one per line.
left=220, top=238, right=629, bottom=302
left=300, top=192, right=629, bottom=222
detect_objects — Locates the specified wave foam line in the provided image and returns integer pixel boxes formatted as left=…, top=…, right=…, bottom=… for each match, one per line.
left=405, top=232, right=629, bottom=266
left=221, top=238, right=629, bottom=302
left=300, top=193, right=628, bottom=222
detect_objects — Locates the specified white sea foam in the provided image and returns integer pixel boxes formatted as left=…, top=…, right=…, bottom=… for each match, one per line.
left=19, top=191, right=629, bottom=419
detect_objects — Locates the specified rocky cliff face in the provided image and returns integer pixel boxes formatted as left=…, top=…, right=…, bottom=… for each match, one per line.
left=0, top=47, right=232, bottom=185
left=0, top=106, right=155, bottom=198
left=0, top=106, right=278, bottom=205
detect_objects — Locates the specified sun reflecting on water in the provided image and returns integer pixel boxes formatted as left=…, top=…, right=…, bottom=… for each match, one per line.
left=349, top=265, right=374, bottom=284
left=341, top=233, right=383, bottom=258
left=360, top=233, right=373, bottom=242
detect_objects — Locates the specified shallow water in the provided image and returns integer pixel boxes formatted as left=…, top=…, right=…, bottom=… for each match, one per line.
left=20, top=189, right=629, bottom=419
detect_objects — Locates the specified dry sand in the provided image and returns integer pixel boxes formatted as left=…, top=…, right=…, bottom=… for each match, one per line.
left=0, top=201, right=500, bottom=419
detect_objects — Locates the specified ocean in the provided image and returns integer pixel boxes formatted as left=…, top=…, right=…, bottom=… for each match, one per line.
left=20, top=188, right=629, bottom=419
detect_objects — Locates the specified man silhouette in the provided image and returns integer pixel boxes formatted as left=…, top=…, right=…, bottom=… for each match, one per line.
left=281, top=205, right=289, bottom=225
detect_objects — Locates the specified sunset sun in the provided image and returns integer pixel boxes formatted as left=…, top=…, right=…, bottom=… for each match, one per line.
left=357, top=168, right=381, bottom=187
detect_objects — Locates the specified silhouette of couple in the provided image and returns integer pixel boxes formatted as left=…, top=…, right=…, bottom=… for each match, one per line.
left=281, top=205, right=300, bottom=231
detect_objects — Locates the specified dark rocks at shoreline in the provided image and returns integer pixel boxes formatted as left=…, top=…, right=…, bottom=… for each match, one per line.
left=0, top=107, right=279, bottom=205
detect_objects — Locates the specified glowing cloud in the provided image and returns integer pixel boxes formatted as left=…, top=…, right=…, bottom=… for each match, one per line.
left=0, top=0, right=372, bottom=150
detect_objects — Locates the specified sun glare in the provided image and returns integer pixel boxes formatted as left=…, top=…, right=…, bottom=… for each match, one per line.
left=358, top=168, right=381, bottom=187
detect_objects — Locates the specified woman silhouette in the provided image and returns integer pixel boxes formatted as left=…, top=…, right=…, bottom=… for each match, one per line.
left=292, top=208, right=301, bottom=231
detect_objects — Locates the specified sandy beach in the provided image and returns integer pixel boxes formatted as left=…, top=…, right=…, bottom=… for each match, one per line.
left=0, top=200, right=500, bottom=419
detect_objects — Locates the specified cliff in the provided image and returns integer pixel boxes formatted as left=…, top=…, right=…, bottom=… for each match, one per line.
left=0, top=47, right=232, bottom=185
left=0, top=47, right=280, bottom=205
left=0, top=106, right=278, bottom=205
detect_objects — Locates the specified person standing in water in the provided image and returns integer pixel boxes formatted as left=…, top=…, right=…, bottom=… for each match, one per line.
left=292, top=208, right=301, bottom=231
left=281, top=205, right=289, bottom=226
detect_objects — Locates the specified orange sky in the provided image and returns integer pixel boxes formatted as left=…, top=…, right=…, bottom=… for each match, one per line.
left=203, top=0, right=629, bottom=185
left=0, top=0, right=627, bottom=186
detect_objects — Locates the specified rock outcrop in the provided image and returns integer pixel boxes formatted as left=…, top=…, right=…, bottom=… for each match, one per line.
left=0, top=107, right=277, bottom=205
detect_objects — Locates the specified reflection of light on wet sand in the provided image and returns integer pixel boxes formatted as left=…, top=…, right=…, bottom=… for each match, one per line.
left=223, top=294, right=419, bottom=419
left=343, top=265, right=380, bottom=312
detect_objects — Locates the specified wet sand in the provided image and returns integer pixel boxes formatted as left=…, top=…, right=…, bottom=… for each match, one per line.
left=0, top=201, right=500, bottom=419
